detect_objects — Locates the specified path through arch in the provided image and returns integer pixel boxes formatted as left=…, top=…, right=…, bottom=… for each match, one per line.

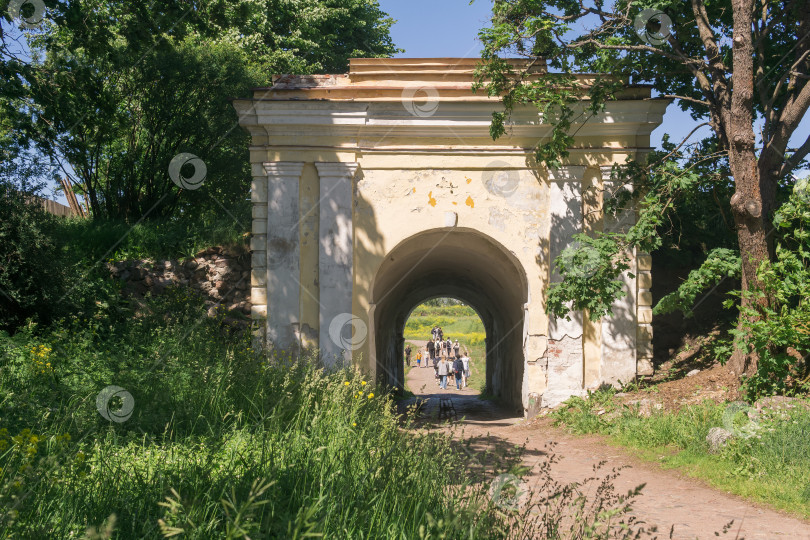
left=370, top=228, right=528, bottom=411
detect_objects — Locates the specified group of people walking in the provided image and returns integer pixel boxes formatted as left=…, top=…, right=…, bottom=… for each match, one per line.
left=404, top=325, right=472, bottom=391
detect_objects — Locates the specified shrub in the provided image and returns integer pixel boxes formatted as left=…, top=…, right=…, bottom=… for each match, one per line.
left=736, top=194, right=810, bottom=397
left=0, top=178, right=67, bottom=331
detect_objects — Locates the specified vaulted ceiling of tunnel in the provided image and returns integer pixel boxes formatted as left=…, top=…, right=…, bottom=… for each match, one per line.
left=371, top=228, right=529, bottom=410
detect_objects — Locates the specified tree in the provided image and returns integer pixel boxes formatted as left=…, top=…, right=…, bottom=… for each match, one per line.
left=475, top=0, right=810, bottom=378
left=1, top=0, right=398, bottom=220
left=0, top=160, right=64, bottom=331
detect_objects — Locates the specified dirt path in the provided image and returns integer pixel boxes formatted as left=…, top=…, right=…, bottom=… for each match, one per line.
left=404, top=364, right=810, bottom=539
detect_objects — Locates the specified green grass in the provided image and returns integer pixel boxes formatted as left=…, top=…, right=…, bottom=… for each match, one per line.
left=0, top=291, right=516, bottom=538
left=404, top=303, right=485, bottom=346
left=553, top=390, right=810, bottom=519
left=404, top=303, right=487, bottom=393
left=53, top=208, right=250, bottom=263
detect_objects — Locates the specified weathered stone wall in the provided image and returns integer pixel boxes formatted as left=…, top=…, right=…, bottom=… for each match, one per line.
left=233, top=58, right=670, bottom=415
left=107, top=247, right=251, bottom=320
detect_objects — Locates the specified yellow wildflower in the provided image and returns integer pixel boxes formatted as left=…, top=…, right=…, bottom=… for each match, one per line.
left=344, top=381, right=350, bottom=386
left=361, top=381, right=367, bottom=386
left=367, top=393, right=374, bottom=399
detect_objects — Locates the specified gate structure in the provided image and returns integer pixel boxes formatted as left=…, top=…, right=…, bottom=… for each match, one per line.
left=233, top=58, right=668, bottom=414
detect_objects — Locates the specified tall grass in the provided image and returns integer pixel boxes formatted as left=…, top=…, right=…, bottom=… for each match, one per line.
left=554, top=390, right=810, bottom=518
left=1, top=287, right=655, bottom=538
left=0, top=290, right=511, bottom=538
left=53, top=207, right=249, bottom=264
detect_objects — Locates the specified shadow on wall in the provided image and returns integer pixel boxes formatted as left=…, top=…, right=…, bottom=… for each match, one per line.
left=368, top=225, right=528, bottom=412
left=351, top=169, right=386, bottom=370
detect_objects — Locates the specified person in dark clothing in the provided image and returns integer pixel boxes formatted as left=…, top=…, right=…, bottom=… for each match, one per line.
left=426, top=339, right=435, bottom=362
left=405, top=345, right=412, bottom=366
left=453, top=355, right=464, bottom=390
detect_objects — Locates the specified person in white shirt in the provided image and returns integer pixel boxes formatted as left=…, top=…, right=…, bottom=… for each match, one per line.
left=437, top=356, right=450, bottom=389
left=461, top=355, right=471, bottom=388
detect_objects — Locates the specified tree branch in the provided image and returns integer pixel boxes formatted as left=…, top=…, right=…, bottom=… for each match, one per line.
left=658, top=94, right=711, bottom=107
left=781, top=133, right=810, bottom=176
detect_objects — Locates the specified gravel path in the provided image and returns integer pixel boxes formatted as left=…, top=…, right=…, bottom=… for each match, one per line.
left=404, top=364, right=810, bottom=539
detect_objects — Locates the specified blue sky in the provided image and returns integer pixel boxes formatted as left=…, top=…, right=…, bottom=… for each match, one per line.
left=14, top=1, right=810, bottom=203
left=383, top=0, right=491, bottom=58
left=380, top=0, right=809, bottom=168
left=379, top=0, right=697, bottom=148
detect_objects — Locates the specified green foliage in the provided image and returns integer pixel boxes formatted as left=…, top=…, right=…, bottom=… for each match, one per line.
left=0, top=286, right=656, bottom=538
left=655, top=248, right=741, bottom=318
left=474, top=0, right=804, bottom=330
left=2, top=0, right=399, bottom=221
left=546, top=232, right=630, bottom=321
left=0, top=164, right=241, bottom=333
left=734, top=194, right=810, bottom=397
left=0, top=291, right=510, bottom=538
left=54, top=206, right=250, bottom=263
left=0, top=176, right=67, bottom=331
left=553, top=392, right=810, bottom=518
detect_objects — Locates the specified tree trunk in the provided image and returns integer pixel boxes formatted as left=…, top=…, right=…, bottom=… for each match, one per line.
left=726, top=0, right=771, bottom=378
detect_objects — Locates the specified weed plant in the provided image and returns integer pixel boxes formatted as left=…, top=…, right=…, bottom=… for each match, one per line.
left=554, top=389, right=810, bottom=518
left=0, top=288, right=655, bottom=538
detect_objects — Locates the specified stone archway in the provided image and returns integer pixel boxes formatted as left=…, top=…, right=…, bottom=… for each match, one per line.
left=234, top=58, right=669, bottom=416
left=369, top=228, right=528, bottom=411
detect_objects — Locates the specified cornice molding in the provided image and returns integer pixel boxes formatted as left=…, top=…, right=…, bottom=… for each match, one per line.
left=263, top=162, right=305, bottom=178
left=546, top=165, right=587, bottom=183
left=315, top=162, right=359, bottom=179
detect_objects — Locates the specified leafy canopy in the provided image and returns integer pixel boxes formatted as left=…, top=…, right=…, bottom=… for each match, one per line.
left=1, top=0, right=399, bottom=220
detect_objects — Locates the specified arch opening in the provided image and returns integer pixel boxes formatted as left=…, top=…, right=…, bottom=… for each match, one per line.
left=370, top=228, right=529, bottom=411
left=402, top=296, right=487, bottom=395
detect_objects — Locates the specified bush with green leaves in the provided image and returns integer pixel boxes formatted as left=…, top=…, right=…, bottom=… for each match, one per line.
left=0, top=177, right=67, bottom=331
left=733, top=194, right=810, bottom=397
left=3, top=0, right=399, bottom=222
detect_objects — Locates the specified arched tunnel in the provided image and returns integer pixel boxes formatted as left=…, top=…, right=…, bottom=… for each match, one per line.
left=370, top=228, right=529, bottom=411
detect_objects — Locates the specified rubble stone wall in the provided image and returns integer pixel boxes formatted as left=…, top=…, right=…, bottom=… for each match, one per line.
left=107, top=247, right=251, bottom=318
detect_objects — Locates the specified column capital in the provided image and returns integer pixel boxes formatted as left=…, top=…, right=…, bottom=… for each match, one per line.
left=263, top=161, right=304, bottom=177
left=600, top=164, right=617, bottom=180
left=600, top=164, right=634, bottom=197
left=546, top=165, right=587, bottom=183
left=315, top=162, right=359, bottom=179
